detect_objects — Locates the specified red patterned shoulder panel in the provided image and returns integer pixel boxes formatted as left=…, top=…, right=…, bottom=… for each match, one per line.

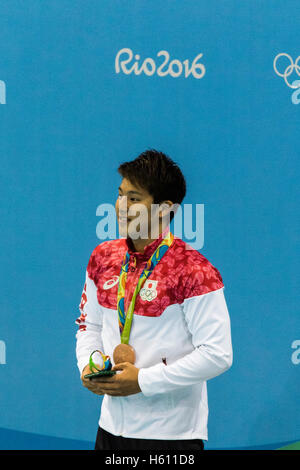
left=84, top=236, right=224, bottom=316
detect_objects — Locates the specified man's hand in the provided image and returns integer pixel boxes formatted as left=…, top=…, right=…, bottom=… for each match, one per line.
left=81, top=362, right=142, bottom=397
left=81, top=363, right=106, bottom=396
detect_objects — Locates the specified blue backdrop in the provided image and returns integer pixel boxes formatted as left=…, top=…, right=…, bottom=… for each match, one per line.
left=0, top=0, right=299, bottom=450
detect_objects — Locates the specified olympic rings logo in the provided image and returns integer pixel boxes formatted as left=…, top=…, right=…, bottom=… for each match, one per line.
left=0, top=80, right=6, bottom=104
left=273, top=53, right=300, bottom=89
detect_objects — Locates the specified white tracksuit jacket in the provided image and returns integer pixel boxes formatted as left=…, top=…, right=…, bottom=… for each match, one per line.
left=75, top=229, right=233, bottom=441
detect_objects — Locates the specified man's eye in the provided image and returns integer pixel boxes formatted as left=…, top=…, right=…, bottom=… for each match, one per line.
left=118, top=194, right=139, bottom=202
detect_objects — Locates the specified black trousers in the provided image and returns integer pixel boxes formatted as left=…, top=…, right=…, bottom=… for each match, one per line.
left=95, top=426, right=204, bottom=451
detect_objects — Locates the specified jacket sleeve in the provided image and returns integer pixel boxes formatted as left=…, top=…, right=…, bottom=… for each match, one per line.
left=75, top=267, right=104, bottom=376
left=137, top=286, right=233, bottom=397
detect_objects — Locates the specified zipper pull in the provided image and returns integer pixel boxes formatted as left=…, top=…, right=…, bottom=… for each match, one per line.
left=162, top=357, right=167, bottom=365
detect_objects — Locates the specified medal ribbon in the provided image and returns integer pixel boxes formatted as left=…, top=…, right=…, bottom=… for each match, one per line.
left=117, top=230, right=174, bottom=344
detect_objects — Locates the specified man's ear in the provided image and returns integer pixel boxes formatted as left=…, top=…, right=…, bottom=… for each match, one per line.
left=159, top=200, right=174, bottom=219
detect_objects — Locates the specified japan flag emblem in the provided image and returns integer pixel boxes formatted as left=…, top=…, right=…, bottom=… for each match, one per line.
left=139, top=280, right=158, bottom=301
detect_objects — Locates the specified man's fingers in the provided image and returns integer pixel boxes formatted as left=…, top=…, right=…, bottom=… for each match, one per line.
left=82, top=379, right=101, bottom=391
left=95, top=390, right=121, bottom=396
left=91, top=377, right=117, bottom=383
left=82, top=379, right=117, bottom=394
left=81, top=373, right=123, bottom=395
left=82, top=380, right=123, bottom=396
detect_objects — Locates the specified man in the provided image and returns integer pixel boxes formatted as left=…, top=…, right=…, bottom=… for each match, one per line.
left=75, top=149, right=233, bottom=451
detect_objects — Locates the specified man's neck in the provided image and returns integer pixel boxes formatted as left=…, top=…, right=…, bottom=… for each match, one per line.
left=130, top=223, right=165, bottom=253
left=131, top=236, right=156, bottom=253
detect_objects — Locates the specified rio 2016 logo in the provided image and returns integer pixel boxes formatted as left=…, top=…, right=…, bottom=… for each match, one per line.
left=115, top=48, right=205, bottom=79
left=0, top=80, right=6, bottom=104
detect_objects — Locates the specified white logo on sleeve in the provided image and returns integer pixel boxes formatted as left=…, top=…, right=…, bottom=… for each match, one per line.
left=140, top=280, right=158, bottom=301
left=103, top=276, right=119, bottom=290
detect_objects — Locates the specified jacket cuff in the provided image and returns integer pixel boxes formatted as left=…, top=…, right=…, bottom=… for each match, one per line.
left=77, top=357, right=90, bottom=377
left=138, top=362, right=166, bottom=397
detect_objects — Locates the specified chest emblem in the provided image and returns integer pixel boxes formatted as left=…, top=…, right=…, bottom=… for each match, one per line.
left=103, top=275, right=119, bottom=290
left=139, top=280, right=158, bottom=301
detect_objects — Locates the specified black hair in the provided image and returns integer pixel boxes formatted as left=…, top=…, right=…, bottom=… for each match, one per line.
left=117, top=148, right=186, bottom=222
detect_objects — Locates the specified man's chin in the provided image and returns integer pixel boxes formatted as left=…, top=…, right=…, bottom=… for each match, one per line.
left=119, top=224, right=150, bottom=241
left=118, top=224, right=129, bottom=238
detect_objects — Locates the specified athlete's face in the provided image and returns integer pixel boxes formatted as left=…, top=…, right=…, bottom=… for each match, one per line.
left=115, top=178, right=158, bottom=239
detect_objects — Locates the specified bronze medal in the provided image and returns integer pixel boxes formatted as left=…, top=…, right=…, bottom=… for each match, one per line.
left=113, top=343, right=136, bottom=364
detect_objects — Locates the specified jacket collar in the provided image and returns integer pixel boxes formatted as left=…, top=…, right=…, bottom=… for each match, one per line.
left=125, top=224, right=171, bottom=261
